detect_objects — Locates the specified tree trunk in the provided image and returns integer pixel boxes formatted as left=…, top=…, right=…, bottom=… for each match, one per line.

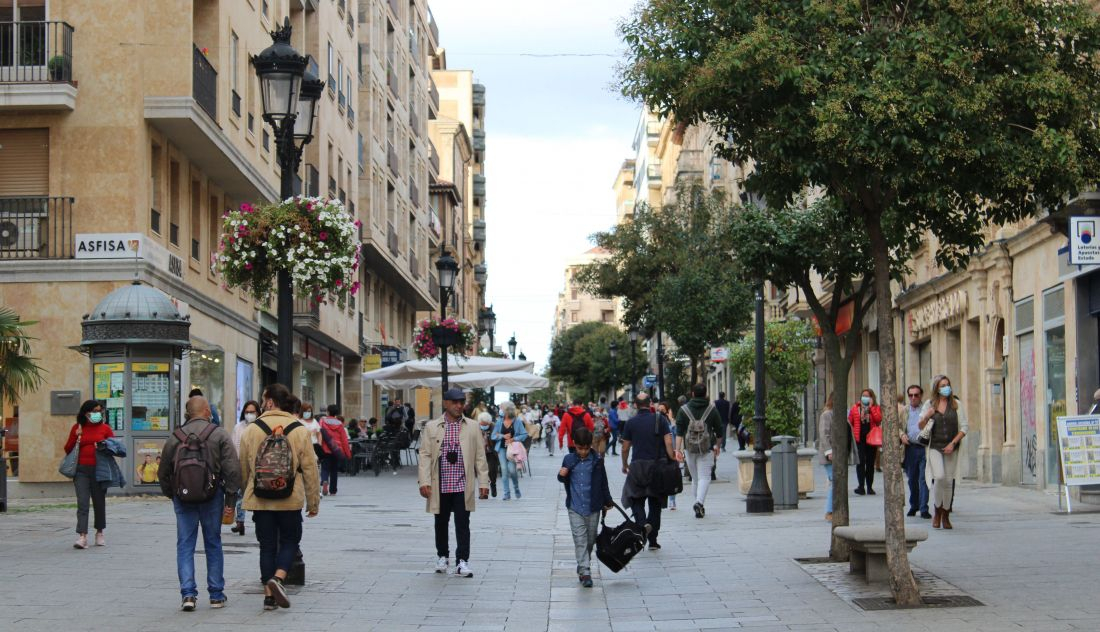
left=865, top=215, right=922, bottom=607
left=690, top=355, right=698, bottom=384
left=823, top=336, right=853, bottom=561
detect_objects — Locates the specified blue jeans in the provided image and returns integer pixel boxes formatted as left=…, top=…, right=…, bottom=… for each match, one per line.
left=497, top=450, right=519, bottom=498
left=235, top=496, right=244, bottom=522
left=904, top=444, right=930, bottom=513
left=172, top=488, right=226, bottom=600
left=253, top=510, right=303, bottom=584
left=823, top=463, right=833, bottom=514
left=321, top=453, right=340, bottom=492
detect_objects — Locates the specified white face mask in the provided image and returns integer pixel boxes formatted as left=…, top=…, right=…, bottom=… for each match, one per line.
left=303, top=411, right=312, bottom=419
left=244, top=413, right=257, bottom=423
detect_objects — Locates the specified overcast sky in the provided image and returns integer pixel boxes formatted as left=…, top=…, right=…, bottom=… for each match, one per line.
left=429, top=0, right=641, bottom=376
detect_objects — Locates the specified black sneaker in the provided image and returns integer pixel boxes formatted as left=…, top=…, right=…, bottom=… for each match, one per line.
left=920, top=511, right=933, bottom=519
left=181, top=596, right=197, bottom=612
left=649, top=542, right=661, bottom=551
left=693, top=502, right=703, bottom=518
left=263, top=596, right=277, bottom=611
left=867, top=488, right=876, bottom=495
left=580, top=575, right=593, bottom=588
left=210, top=597, right=227, bottom=609
left=266, top=577, right=290, bottom=609
left=907, top=509, right=918, bottom=517
left=854, top=487, right=865, bottom=495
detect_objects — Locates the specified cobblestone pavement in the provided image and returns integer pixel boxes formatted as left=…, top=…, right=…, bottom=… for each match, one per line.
left=3, top=444, right=1100, bottom=631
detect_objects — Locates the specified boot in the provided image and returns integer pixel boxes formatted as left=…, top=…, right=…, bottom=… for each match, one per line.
left=941, top=508, right=953, bottom=530
left=234, top=521, right=245, bottom=536
left=932, top=506, right=942, bottom=529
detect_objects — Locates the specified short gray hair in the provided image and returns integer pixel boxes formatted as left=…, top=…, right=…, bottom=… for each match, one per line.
left=500, top=401, right=517, bottom=418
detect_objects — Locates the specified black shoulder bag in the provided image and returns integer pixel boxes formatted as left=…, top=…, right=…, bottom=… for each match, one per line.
left=652, top=413, right=683, bottom=497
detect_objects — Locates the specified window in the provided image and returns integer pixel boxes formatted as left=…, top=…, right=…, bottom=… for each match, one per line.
left=230, top=32, right=240, bottom=116
left=169, top=160, right=181, bottom=246
left=337, top=58, right=345, bottom=107
left=208, top=194, right=220, bottom=274
left=150, top=143, right=162, bottom=234
left=1043, top=286, right=1067, bottom=485
left=190, top=181, right=202, bottom=262
left=571, top=312, right=579, bottom=323
left=571, top=288, right=578, bottom=300
left=327, top=42, right=335, bottom=94
left=262, top=129, right=270, bottom=152
left=602, top=310, right=614, bottom=323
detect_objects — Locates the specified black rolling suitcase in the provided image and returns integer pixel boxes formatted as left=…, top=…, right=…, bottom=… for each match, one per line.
left=595, top=502, right=646, bottom=573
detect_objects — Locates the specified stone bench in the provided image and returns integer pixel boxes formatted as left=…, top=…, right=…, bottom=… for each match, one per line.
left=832, top=526, right=928, bottom=583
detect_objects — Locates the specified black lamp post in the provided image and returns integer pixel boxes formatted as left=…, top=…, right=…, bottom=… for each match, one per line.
left=508, top=334, right=517, bottom=360
left=478, top=305, right=497, bottom=406
left=518, top=351, right=526, bottom=362
left=628, top=329, right=639, bottom=400
left=609, top=341, right=618, bottom=400
left=655, top=332, right=665, bottom=401
left=252, top=18, right=320, bottom=387
left=746, top=282, right=774, bottom=513
left=435, top=250, right=459, bottom=391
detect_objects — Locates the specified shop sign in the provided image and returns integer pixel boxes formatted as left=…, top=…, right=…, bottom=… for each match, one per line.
left=1056, top=415, right=1100, bottom=487
left=909, top=290, right=968, bottom=336
left=709, top=347, right=729, bottom=363
left=364, top=354, right=382, bottom=372
left=379, top=346, right=402, bottom=367
left=1069, top=217, right=1100, bottom=265
left=75, top=233, right=142, bottom=259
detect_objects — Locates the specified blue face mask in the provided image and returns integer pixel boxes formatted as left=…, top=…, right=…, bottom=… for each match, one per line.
left=860, top=396, right=871, bottom=406
left=939, top=386, right=952, bottom=398
left=88, top=412, right=103, bottom=424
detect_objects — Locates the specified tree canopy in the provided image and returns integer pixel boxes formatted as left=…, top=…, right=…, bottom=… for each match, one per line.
left=548, top=322, right=630, bottom=400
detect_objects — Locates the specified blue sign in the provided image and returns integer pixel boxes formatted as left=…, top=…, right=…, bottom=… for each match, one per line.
left=643, top=374, right=657, bottom=388
left=379, top=346, right=402, bottom=367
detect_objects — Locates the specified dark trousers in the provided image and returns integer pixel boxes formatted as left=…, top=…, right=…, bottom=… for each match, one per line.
left=321, top=453, right=340, bottom=492
left=486, top=447, right=499, bottom=494
left=905, top=444, right=930, bottom=512
left=434, top=491, right=471, bottom=562
left=630, top=496, right=662, bottom=545
left=856, top=441, right=877, bottom=490
left=608, top=430, right=619, bottom=454
left=253, top=510, right=303, bottom=584
left=74, top=464, right=107, bottom=534
left=733, top=423, right=746, bottom=450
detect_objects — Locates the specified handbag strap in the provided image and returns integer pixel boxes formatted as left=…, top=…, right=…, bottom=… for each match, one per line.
left=601, top=501, right=633, bottom=527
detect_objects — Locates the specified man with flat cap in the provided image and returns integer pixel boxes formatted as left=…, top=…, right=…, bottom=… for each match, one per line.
left=418, top=388, right=490, bottom=577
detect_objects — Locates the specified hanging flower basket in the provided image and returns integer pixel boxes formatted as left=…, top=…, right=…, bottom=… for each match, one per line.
left=212, top=196, right=362, bottom=307
left=413, top=317, right=477, bottom=360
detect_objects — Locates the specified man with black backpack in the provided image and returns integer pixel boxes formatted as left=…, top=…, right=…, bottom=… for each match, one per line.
left=675, top=384, right=723, bottom=519
left=238, top=383, right=320, bottom=612
left=158, top=395, right=241, bottom=612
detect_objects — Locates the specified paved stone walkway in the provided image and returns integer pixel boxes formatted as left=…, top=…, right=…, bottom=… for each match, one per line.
left=3, top=444, right=1100, bottom=631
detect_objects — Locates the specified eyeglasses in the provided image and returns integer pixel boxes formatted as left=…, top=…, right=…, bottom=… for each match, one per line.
left=908, top=393, right=922, bottom=398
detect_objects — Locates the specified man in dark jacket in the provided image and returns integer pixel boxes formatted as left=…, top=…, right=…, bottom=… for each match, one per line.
left=159, top=395, right=242, bottom=612
left=676, top=384, right=724, bottom=518
left=714, top=392, right=732, bottom=451
left=619, top=393, right=678, bottom=550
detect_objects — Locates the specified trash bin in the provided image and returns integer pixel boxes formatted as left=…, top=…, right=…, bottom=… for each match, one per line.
left=771, top=435, right=799, bottom=510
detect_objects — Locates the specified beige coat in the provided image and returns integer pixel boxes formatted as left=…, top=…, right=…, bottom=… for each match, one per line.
left=418, top=415, right=490, bottom=514
left=239, top=409, right=321, bottom=515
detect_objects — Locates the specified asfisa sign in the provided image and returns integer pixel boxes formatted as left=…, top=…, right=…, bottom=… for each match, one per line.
left=1069, top=217, right=1100, bottom=265
left=75, top=233, right=143, bottom=259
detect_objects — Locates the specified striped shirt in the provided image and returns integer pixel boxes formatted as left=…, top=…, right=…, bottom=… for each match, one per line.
left=440, top=416, right=466, bottom=494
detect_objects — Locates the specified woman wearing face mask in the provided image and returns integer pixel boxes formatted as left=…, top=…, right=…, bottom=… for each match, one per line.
left=299, top=401, right=324, bottom=463
left=64, top=400, right=115, bottom=549
left=491, top=402, right=528, bottom=500
left=230, top=400, right=261, bottom=535
left=919, top=375, right=968, bottom=529
left=847, top=388, right=882, bottom=495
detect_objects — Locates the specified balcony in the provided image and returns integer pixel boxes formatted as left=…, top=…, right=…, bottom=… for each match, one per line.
left=674, top=149, right=704, bottom=184
left=387, top=222, right=398, bottom=256
left=474, top=263, right=487, bottom=286
left=0, top=196, right=74, bottom=259
left=429, top=144, right=440, bottom=174
left=429, top=274, right=439, bottom=300
left=429, top=81, right=439, bottom=116
left=472, top=219, right=486, bottom=247
left=410, top=107, right=420, bottom=137
left=347, top=102, right=354, bottom=125
left=472, top=174, right=485, bottom=199
left=192, top=45, right=217, bottom=121
left=409, top=177, right=420, bottom=206
left=293, top=296, right=320, bottom=330
left=0, top=21, right=77, bottom=111
left=387, top=141, right=399, bottom=176
left=386, top=61, right=399, bottom=98
left=387, top=0, right=400, bottom=18
left=472, top=129, right=485, bottom=153
left=409, top=250, right=419, bottom=279
left=647, top=161, right=662, bottom=188
left=428, top=7, right=440, bottom=45
left=472, top=83, right=485, bottom=106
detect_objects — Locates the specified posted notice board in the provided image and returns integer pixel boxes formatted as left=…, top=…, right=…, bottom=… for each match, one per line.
left=1056, top=415, right=1100, bottom=486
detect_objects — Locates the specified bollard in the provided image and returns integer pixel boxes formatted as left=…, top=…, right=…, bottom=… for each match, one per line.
left=771, top=435, right=799, bottom=510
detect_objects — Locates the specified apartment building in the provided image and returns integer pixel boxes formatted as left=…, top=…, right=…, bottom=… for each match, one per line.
left=354, top=0, right=439, bottom=420
left=0, top=0, right=359, bottom=483
left=552, top=247, right=620, bottom=337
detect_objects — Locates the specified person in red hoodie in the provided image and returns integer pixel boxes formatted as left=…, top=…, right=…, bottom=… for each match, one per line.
left=318, top=405, right=352, bottom=495
left=847, top=388, right=882, bottom=495
left=559, top=399, right=594, bottom=454
left=64, top=399, right=115, bottom=549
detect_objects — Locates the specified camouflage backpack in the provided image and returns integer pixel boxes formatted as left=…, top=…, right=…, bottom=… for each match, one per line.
left=252, top=420, right=302, bottom=499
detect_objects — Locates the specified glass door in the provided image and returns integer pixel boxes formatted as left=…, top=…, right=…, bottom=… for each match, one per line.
left=1044, top=287, right=1067, bottom=487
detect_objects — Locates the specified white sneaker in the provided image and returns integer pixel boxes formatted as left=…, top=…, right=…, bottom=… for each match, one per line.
left=435, top=557, right=449, bottom=574
left=455, top=560, right=473, bottom=578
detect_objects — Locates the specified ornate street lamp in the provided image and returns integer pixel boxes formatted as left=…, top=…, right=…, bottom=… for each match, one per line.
left=518, top=351, right=526, bottom=361
left=252, top=18, right=314, bottom=387
left=628, top=329, right=639, bottom=399
left=609, top=341, right=619, bottom=401
left=746, top=282, right=774, bottom=513
left=508, top=334, right=517, bottom=360
left=435, top=250, right=459, bottom=390
left=293, top=66, right=324, bottom=149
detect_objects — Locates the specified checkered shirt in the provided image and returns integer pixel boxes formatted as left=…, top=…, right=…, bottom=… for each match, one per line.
left=439, top=416, right=466, bottom=494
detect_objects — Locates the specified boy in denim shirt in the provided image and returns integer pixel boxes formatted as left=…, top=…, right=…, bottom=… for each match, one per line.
left=557, top=427, right=613, bottom=587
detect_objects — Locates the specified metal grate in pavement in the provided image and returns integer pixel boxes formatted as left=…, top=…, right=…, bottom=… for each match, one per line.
left=853, top=595, right=984, bottom=611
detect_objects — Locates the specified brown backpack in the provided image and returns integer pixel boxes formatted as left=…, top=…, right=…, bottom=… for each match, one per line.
left=252, top=420, right=302, bottom=499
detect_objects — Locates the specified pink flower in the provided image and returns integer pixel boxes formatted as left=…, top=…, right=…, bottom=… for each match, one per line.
left=335, top=279, right=343, bottom=287
left=244, top=263, right=253, bottom=270
left=319, top=231, right=328, bottom=241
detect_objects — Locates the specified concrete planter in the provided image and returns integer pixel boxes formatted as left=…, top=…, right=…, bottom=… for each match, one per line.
left=733, top=448, right=818, bottom=498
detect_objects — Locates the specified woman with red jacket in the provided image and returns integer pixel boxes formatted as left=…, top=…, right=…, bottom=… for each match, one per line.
left=318, top=405, right=352, bottom=495
left=847, top=388, right=882, bottom=495
left=64, top=400, right=114, bottom=549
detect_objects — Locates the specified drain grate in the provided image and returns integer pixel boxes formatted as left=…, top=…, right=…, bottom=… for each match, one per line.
left=794, top=557, right=834, bottom=564
left=853, top=595, right=984, bottom=611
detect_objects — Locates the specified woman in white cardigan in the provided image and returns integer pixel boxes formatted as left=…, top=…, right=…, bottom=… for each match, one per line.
left=918, top=375, right=968, bottom=530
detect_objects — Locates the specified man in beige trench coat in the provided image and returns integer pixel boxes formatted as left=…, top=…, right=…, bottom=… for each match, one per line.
left=419, top=388, right=490, bottom=577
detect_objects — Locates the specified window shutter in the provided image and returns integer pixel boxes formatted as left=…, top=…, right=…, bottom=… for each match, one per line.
left=0, top=129, right=49, bottom=196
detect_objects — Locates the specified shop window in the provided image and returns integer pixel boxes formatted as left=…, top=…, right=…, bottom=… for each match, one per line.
left=190, top=348, right=225, bottom=424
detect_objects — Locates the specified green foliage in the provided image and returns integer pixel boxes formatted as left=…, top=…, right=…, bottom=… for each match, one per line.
left=620, top=1, right=1100, bottom=269
left=576, top=185, right=753, bottom=365
left=729, top=320, right=814, bottom=438
left=0, top=308, right=46, bottom=410
left=548, top=322, right=630, bottom=400
left=661, top=356, right=692, bottom=406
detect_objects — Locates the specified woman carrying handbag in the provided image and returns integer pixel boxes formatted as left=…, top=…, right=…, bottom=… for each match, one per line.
left=847, top=388, right=882, bottom=495
left=62, top=400, right=114, bottom=549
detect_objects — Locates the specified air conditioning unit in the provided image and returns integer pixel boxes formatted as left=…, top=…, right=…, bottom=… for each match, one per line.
left=0, top=215, right=43, bottom=255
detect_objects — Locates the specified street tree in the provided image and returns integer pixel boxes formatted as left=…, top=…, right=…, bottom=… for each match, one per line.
left=577, top=185, right=753, bottom=381
left=548, top=322, right=630, bottom=401
left=728, top=198, right=914, bottom=559
left=0, top=308, right=46, bottom=421
left=620, top=0, right=1100, bottom=604
left=728, top=319, right=814, bottom=440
